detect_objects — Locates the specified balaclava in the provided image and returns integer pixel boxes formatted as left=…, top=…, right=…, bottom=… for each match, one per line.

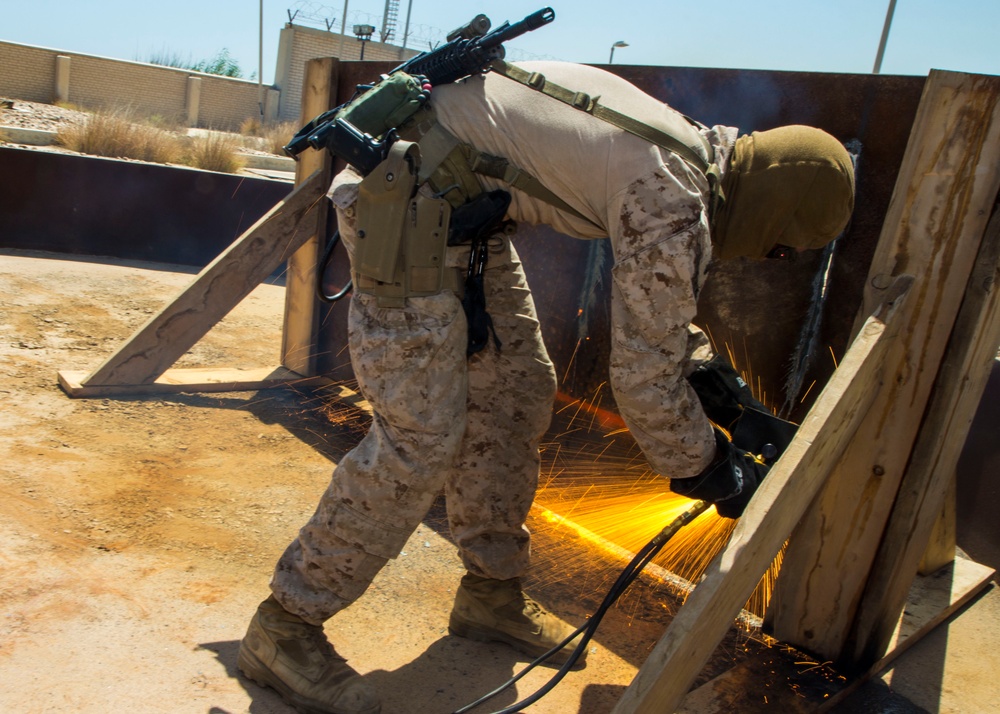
left=712, top=125, right=855, bottom=260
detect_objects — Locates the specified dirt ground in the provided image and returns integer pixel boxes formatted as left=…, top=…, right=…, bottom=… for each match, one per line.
left=0, top=250, right=699, bottom=713
left=3, top=98, right=999, bottom=713
left=5, top=247, right=891, bottom=714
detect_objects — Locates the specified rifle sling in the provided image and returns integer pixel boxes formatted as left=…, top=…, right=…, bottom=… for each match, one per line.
left=402, top=60, right=726, bottom=233
left=402, top=107, right=602, bottom=230
left=489, top=60, right=714, bottom=176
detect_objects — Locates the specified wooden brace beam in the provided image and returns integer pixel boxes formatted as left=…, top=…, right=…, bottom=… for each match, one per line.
left=845, top=201, right=1000, bottom=668
left=611, top=276, right=913, bottom=714
left=58, top=170, right=328, bottom=397
left=768, top=69, right=1000, bottom=663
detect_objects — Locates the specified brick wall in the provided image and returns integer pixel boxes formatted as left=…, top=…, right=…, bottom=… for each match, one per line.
left=0, top=42, right=57, bottom=102
left=68, top=53, right=191, bottom=120
left=0, top=40, right=272, bottom=130
left=1, top=28, right=423, bottom=130
left=275, top=24, right=419, bottom=122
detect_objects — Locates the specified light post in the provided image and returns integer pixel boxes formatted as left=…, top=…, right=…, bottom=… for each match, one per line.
left=354, top=23, right=375, bottom=60
left=609, top=40, right=628, bottom=64
left=258, top=0, right=264, bottom=120
left=872, top=0, right=897, bottom=74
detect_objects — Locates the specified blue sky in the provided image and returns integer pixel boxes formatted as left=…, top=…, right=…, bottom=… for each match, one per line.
left=4, top=0, right=999, bottom=85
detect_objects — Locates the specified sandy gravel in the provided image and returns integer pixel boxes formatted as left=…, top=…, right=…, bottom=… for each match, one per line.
left=0, top=96, right=90, bottom=132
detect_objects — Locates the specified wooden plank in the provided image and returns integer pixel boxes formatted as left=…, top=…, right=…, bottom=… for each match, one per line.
left=768, top=70, right=1000, bottom=663
left=610, top=278, right=912, bottom=714
left=72, top=170, right=327, bottom=390
left=844, top=203, right=1000, bottom=669
left=281, top=57, right=338, bottom=377
left=918, top=477, right=956, bottom=576
left=816, top=556, right=996, bottom=713
left=315, top=381, right=373, bottom=414
left=58, top=366, right=331, bottom=398
left=676, top=555, right=995, bottom=714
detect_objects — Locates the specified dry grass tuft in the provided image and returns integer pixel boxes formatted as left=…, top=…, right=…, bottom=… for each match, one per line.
left=239, top=116, right=298, bottom=155
left=56, top=107, right=181, bottom=163
left=54, top=107, right=248, bottom=173
left=239, top=115, right=262, bottom=136
left=51, top=106, right=252, bottom=174
left=184, top=131, right=246, bottom=173
left=259, top=122, right=298, bottom=155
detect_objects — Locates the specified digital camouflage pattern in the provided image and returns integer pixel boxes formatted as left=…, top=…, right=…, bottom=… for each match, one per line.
left=271, top=172, right=557, bottom=624
left=270, top=62, right=738, bottom=623
left=608, top=165, right=718, bottom=478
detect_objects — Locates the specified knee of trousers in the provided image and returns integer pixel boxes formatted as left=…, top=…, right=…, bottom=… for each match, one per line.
left=513, top=353, right=558, bottom=426
left=522, top=359, right=558, bottom=436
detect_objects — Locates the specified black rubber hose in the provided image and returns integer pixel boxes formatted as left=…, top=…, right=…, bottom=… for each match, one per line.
left=452, top=500, right=711, bottom=714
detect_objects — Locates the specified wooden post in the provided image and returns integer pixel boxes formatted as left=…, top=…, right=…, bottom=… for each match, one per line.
left=918, top=477, right=957, bottom=576
left=281, top=57, right=339, bottom=377
left=611, top=279, right=912, bottom=714
left=767, top=70, right=1000, bottom=663
left=845, top=204, right=1000, bottom=669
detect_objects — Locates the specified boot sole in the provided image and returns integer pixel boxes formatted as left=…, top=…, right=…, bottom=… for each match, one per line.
left=237, top=645, right=381, bottom=714
left=448, top=614, right=586, bottom=669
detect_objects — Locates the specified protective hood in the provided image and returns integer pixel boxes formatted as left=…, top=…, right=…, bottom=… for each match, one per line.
left=712, top=125, right=855, bottom=260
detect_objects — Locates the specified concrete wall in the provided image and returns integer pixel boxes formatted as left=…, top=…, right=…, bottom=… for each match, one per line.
left=0, top=146, right=291, bottom=267
left=0, top=40, right=279, bottom=130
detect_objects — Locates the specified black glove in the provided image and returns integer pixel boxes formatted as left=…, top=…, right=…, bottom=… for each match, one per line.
left=669, top=428, right=769, bottom=519
left=687, top=354, right=769, bottom=432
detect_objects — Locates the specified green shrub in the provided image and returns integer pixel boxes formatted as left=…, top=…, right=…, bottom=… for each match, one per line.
left=146, top=47, right=255, bottom=80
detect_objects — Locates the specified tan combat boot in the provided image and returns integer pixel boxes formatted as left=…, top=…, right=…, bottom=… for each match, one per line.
left=238, top=595, right=380, bottom=714
left=448, top=573, right=588, bottom=667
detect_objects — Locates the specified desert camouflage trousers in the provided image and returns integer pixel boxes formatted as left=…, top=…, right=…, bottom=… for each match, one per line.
left=270, top=176, right=557, bottom=625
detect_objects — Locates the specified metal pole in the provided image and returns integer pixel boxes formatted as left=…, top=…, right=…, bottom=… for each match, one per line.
left=258, top=0, right=264, bottom=119
left=401, top=0, right=414, bottom=51
left=338, top=0, right=349, bottom=58
left=609, top=46, right=615, bottom=64
left=873, top=0, right=898, bottom=74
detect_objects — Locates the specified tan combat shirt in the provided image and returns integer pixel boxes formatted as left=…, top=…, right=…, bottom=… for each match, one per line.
left=430, top=61, right=739, bottom=477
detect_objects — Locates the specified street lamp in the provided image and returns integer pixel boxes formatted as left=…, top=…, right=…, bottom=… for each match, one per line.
left=872, top=0, right=897, bottom=74
left=609, top=40, right=629, bottom=64
left=354, top=23, right=375, bottom=60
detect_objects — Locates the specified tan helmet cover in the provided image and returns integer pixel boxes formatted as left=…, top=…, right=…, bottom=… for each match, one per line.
left=712, top=125, right=855, bottom=260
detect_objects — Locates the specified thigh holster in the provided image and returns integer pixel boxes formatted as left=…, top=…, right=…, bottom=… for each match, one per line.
left=354, top=140, right=461, bottom=307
